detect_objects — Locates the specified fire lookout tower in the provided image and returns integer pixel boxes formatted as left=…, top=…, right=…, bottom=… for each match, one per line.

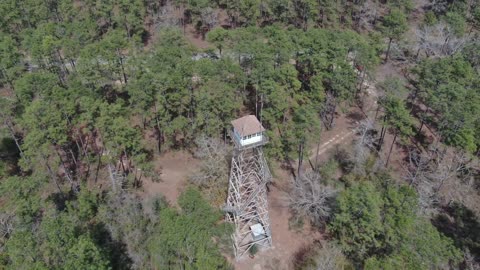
left=225, top=115, right=272, bottom=258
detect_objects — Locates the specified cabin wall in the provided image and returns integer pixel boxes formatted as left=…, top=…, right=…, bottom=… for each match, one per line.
left=233, top=128, right=264, bottom=146
left=240, top=134, right=263, bottom=146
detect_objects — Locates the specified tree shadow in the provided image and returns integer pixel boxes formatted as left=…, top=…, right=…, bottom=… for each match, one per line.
left=432, top=202, right=480, bottom=259
left=47, top=190, right=75, bottom=211
left=0, top=137, right=21, bottom=175
left=141, top=30, right=151, bottom=46
left=292, top=241, right=322, bottom=270
left=346, top=110, right=366, bottom=124
left=91, top=222, right=133, bottom=270
left=0, top=137, right=19, bottom=156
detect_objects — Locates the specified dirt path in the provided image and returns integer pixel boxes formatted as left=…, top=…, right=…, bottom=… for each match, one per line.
left=300, top=66, right=384, bottom=171
left=308, top=125, right=359, bottom=164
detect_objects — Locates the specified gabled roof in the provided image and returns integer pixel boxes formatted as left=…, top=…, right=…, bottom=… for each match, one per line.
left=231, top=115, right=265, bottom=137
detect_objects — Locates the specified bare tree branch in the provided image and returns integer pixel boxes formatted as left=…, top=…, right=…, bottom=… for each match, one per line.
left=290, top=171, right=337, bottom=226
left=189, top=135, right=230, bottom=205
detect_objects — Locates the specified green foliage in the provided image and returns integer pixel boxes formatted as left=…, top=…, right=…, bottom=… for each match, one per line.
left=445, top=12, right=467, bottom=36
left=0, top=175, right=44, bottom=224
left=330, top=177, right=461, bottom=267
left=472, top=6, right=480, bottom=30
left=364, top=220, right=462, bottom=269
left=64, top=236, right=110, bottom=270
left=1, top=183, right=231, bottom=269
left=3, top=230, right=48, bottom=270
left=3, top=2, right=474, bottom=269
left=206, top=27, right=231, bottom=55
left=433, top=202, right=480, bottom=260
left=387, top=0, right=414, bottom=13
left=380, top=8, right=408, bottom=60
left=330, top=181, right=384, bottom=261
left=96, top=192, right=165, bottom=269
left=424, top=11, right=437, bottom=25
left=414, top=56, right=479, bottom=152
left=70, top=186, right=99, bottom=221
left=249, top=244, right=258, bottom=256
left=381, top=8, right=408, bottom=39
left=148, top=187, right=232, bottom=270
left=383, top=95, right=414, bottom=138
left=0, top=32, right=22, bottom=87
left=1, top=192, right=110, bottom=269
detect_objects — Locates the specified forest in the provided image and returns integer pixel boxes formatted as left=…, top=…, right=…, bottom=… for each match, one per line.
left=0, top=0, right=479, bottom=269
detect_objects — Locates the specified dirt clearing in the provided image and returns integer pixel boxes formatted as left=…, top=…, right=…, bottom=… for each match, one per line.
left=140, top=150, right=200, bottom=205
left=234, top=167, right=323, bottom=270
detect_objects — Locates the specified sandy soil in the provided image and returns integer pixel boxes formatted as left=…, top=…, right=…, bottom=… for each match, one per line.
left=234, top=168, right=323, bottom=270
left=137, top=149, right=324, bottom=270
left=305, top=110, right=361, bottom=169
left=140, top=150, right=201, bottom=205
left=184, top=24, right=212, bottom=49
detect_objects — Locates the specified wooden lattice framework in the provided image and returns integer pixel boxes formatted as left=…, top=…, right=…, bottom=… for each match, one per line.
left=225, top=136, right=272, bottom=258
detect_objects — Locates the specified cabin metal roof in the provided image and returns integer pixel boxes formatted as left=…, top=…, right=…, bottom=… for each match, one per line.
left=231, top=115, right=265, bottom=137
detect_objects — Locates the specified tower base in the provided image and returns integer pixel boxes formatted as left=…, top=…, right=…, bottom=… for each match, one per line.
left=225, top=147, right=272, bottom=258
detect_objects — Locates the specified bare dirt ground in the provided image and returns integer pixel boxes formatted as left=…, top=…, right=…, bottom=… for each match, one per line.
left=295, top=60, right=415, bottom=180
left=139, top=12, right=424, bottom=268
left=140, top=150, right=201, bottom=205
left=184, top=24, right=212, bottom=49
left=234, top=167, right=323, bottom=270
left=306, top=110, right=361, bottom=169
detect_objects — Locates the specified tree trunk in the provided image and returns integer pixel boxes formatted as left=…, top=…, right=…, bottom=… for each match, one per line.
left=418, top=119, right=424, bottom=135
left=378, top=126, right=385, bottom=151
left=378, top=115, right=388, bottom=150
left=314, top=137, right=321, bottom=171
left=380, top=126, right=387, bottom=150
left=42, top=153, right=62, bottom=193
left=80, top=133, right=89, bottom=157
left=107, top=162, right=118, bottom=192
left=56, top=49, right=69, bottom=76
left=3, top=118, right=26, bottom=161
left=259, top=94, right=264, bottom=122
left=154, top=103, right=163, bottom=153
left=55, top=147, right=77, bottom=192
left=118, top=50, right=128, bottom=84
left=297, top=139, right=305, bottom=180
left=70, top=59, right=77, bottom=72
left=94, top=148, right=103, bottom=183
left=385, top=133, right=397, bottom=167
left=374, top=102, right=381, bottom=121
left=328, top=102, right=337, bottom=129
left=255, top=86, right=258, bottom=117
left=69, top=149, right=77, bottom=166
left=357, top=70, right=367, bottom=97
left=385, top=37, right=393, bottom=62
left=415, top=47, right=421, bottom=61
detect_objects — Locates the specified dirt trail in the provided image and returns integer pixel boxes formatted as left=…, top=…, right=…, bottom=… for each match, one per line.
left=246, top=67, right=387, bottom=270
left=297, top=61, right=388, bottom=171
left=308, top=125, right=359, bottom=163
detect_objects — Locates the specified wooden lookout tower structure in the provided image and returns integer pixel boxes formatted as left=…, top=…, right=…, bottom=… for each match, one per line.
left=225, top=115, right=272, bottom=258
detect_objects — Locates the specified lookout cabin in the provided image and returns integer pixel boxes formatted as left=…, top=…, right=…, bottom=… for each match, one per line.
left=231, top=115, right=267, bottom=149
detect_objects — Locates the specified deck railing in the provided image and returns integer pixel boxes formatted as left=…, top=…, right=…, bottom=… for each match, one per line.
left=229, top=130, right=268, bottom=151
